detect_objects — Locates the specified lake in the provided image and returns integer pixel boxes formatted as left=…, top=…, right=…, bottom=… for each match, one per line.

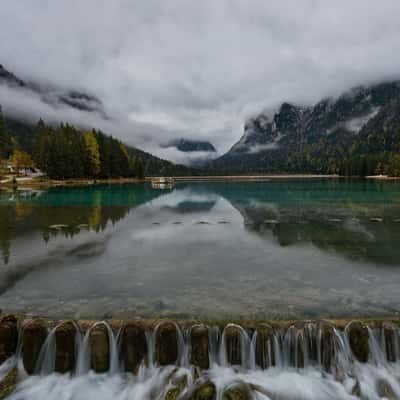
left=1, top=179, right=400, bottom=320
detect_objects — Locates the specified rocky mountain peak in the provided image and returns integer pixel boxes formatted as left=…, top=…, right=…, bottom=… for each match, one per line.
left=213, top=79, right=400, bottom=172
left=163, top=138, right=216, bottom=153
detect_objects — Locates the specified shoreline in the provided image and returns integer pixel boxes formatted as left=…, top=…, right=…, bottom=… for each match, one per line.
left=1, top=173, right=399, bottom=190
left=0, top=177, right=147, bottom=190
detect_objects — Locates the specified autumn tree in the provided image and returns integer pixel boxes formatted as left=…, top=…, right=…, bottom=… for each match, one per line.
left=11, top=150, right=34, bottom=173
left=83, top=130, right=101, bottom=177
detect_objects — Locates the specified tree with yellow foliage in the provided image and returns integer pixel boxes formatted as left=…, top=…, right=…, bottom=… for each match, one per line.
left=83, top=130, right=101, bottom=177
left=11, top=150, right=34, bottom=174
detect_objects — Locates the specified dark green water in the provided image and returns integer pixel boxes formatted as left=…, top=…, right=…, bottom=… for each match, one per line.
left=1, top=179, right=400, bottom=319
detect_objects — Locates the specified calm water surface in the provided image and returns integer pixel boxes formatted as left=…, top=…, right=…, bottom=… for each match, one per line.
left=1, top=180, right=400, bottom=319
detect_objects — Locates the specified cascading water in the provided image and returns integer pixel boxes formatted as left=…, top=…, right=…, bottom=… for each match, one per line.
left=1, top=318, right=400, bottom=399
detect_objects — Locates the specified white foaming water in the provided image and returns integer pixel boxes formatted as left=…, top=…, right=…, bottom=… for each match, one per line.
left=2, top=322, right=400, bottom=399
left=5, top=364, right=400, bottom=400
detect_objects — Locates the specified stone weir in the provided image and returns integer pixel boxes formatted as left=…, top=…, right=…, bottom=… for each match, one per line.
left=1, top=316, right=400, bottom=399
left=1, top=316, right=400, bottom=374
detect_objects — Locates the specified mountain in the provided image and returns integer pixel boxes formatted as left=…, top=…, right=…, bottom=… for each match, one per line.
left=212, top=81, right=400, bottom=174
left=0, top=64, right=198, bottom=176
left=126, top=144, right=195, bottom=176
left=0, top=64, right=25, bottom=88
left=163, top=138, right=216, bottom=152
left=0, top=64, right=105, bottom=115
left=3, top=59, right=400, bottom=177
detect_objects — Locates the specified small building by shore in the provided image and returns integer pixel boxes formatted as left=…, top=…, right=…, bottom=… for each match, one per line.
left=151, top=177, right=174, bottom=189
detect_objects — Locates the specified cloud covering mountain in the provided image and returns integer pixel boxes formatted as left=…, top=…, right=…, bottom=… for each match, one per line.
left=1, top=1, right=400, bottom=162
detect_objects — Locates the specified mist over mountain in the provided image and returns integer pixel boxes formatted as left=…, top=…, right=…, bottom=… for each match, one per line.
left=3, top=57, right=400, bottom=176
left=0, top=64, right=194, bottom=177
left=211, top=80, right=400, bottom=174
left=2, top=1, right=400, bottom=164
left=0, top=64, right=105, bottom=116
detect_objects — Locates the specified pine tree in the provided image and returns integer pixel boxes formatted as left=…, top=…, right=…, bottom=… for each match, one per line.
left=28, top=120, right=149, bottom=179
left=135, top=158, right=145, bottom=179
left=0, top=107, right=8, bottom=160
left=32, top=119, right=51, bottom=173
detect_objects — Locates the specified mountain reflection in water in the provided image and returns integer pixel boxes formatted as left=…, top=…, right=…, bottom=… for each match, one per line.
left=0, top=180, right=400, bottom=319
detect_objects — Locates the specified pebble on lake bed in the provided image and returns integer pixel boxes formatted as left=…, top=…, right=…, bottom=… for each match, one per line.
left=49, top=224, right=69, bottom=230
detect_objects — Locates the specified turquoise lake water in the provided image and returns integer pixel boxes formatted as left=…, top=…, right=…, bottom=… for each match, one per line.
left=0, top=179, right=400, bottom=319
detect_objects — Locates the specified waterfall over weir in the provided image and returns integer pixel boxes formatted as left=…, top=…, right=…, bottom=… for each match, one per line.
left=1, top=318, right=400, bottom=399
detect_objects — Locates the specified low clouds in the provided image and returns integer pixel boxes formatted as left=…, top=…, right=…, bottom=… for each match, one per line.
left=1, top=0, right=400, bottom=161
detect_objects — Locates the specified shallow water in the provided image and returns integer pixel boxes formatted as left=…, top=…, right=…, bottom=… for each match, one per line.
left=1, top=180, right=400, bottom=319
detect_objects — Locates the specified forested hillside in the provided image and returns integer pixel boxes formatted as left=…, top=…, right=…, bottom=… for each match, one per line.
left=0, top=110, right=194, bottom=178
left=211, top=81, right=400, bottom=177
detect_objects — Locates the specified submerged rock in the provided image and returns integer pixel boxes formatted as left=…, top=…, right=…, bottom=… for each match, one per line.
left=165, top=386, right=183, bottom=400
left=346, top=321, right=369, bottom=363
left=222, top=382, right=253, bottom=400
left=122, top=321, right=147, bottom=374
left=155, top=322, right=178, bottom=366
left=351, top=379, right=361, bottom=397
left=0, top=367, right=17, bottom=400
left=164, top=373, right=188, bottom=400
left=55, top=322, right=76, bottom=373
left=190, top=325, right=209, bottom=370
left=0, top=315, right=18, bottom=364
left=376, top=379, right=397, bottom=400
left=89, top=324, right=110, bottom=373
left=187, top=381, right=216, bottom=400
left=49, top=224, right=69, bottom=230
left=22, top=319, right=47, bottom=374
left=249, top=384, right=274, bottom=400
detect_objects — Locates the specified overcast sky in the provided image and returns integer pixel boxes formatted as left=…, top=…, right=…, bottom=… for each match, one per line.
left=1, top=0, right=400, bottom=161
